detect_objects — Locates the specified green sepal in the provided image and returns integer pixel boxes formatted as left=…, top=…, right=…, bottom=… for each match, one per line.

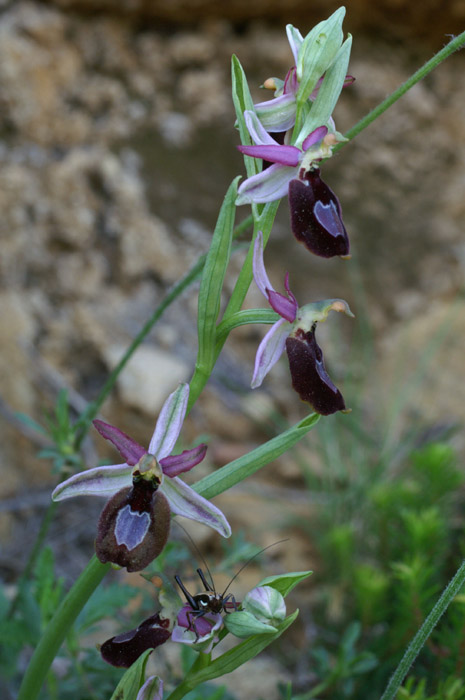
left=296, top=8, right=345, bottom=105
left=231, top=55, right=260, bottom=179
left=109, top=648, right=153, bottom=700
left=194, top=414, right=320, bottom=500
left=185, top=610, right=298, bottom=687
left=196, top=177, right=239, bottom=375
left=298, top=35, right=352, bottom=144
left=216, top=308, right=280, bottom=346
left=224, top=610, right=277, bottom=638
left=258, top=570, right=313, bottom=598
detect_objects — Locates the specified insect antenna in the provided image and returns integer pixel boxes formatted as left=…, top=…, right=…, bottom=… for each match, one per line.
left=221, top=539, right=289, bottom=597
left=173, top=519, right=216, bottom=593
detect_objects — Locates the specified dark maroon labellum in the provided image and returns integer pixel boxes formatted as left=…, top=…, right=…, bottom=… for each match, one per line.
left=285, top=327, right=345, bottom=415
left=96, top=480, right=170, bottom=572
left=101, top=612, right=171, bottom=668
left=288, top=168, right=350, bottom=258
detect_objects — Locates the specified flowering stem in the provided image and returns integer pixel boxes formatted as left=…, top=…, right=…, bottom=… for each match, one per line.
left=74, top=215, right=253, bottom=447
left=379, top=557, right=465, bottom=700
left=17, top=556, right=110, bottom=700
left=339, top=30, right=465, bottom=147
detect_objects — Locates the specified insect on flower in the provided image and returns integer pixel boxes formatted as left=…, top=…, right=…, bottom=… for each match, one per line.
left=173, top=540, right=287, bottom=642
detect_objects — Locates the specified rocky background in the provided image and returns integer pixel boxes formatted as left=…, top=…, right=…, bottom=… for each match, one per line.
left=1, top=0, right=465, bottom=693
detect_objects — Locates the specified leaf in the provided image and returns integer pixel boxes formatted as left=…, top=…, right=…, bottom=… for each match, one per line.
left=185, top=610, right=299, bottom=688
left=109, top=648, right=153, bottom=700
left=257, top=570, right=313, bottom=598
left=216, top=308, right=280, bottom=344
left=196, top=178, right=239, bottom=375
left=231, top=55, right=260, bottom=178
left=194, top=414, right=320, bottom=500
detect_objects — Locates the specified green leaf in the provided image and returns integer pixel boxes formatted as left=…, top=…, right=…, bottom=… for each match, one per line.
left=186, top=610, right=298, bottom=687
left=194, top=414, right=320, bottom=500
left=196, top=178, right=239, bottom=375
left=216, top=308, right=279, bottom=345
left=257, top=570, right=313, bottom=597
left=231, top=55, right=260, bottom=178
left=109, top=649, right=153, bottom=700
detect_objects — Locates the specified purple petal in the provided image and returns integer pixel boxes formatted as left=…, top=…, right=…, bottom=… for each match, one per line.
left=302, top=126, right=328, bottom=151
left=52, top=462, right=132, bottom=501
left=176, top=605, right=221, bottom=637
left=243, top=109, right=278, bottom=146
left=267, top=289, right=298, bottom=322
left=93, top=420, right=146, bottom=467
left=148, top=383, right=189, bottom=460
left=161, top=477, right=231, bottom=537
left=284, top=272, right=299, bottom=308
left=236, top=163, right=296, bottom=205
left=251, top=318, right=290, bottom=388
left=253, top=231, right=275, bottom=298
left=237, top=144, right=300, bottom=167
left=283, top=66, right=298, bottom=95
left=160, top=444, right=207, bottom=477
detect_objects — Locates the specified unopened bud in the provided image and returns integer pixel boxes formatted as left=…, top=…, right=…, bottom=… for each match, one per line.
left=243, top=585, right=287, bottom=623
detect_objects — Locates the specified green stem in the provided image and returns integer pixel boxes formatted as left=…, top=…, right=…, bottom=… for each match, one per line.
left=339, top=31, right=465, bottom=147
left=74, top=216, right=252, bottom=447
left=380, top=557, right=465, bottom=700
left=17, top=555, right=110, bottom=700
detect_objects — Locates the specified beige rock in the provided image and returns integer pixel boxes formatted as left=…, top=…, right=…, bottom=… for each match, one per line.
left=102, top=343, right=190, bottom=415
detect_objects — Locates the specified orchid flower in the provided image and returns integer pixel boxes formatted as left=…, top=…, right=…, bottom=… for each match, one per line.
left=252, top=232, right=353, bottom=415
left=256, top=66, right=354, bottom=134
left=52, top=383, right=231, bottom=571
left=171, top=604, right=223, bottom=653
left=236, top=111, right=350, bottom=258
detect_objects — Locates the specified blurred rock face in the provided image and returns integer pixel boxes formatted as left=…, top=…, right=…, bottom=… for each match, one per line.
left=1, top=1, right=465, bottom=503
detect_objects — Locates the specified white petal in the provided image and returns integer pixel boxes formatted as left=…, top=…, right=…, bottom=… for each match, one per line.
left=243, top=110, right=277, bottom=146
left=162, top=477, right=231, bottom=537
left=253, top=231, right=275, bottom=299
left=251, top=319, right=290, bottom=388
left=51, top=463, right=132, bottom=501
left=148, top=383, right=189, bottom=459
left=236, top=163, right=295, bottom=205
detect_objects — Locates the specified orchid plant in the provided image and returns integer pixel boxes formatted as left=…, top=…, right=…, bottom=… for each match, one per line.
left=15, top=8, right=465, bottom=700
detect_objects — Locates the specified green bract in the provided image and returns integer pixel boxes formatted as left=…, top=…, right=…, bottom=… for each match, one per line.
left=296, top=7, right=346, bottom=106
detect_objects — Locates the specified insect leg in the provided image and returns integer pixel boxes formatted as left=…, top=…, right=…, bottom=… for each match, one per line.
left=223, top=593, right=238, bottom=613
left=175, top=575, right=198, bottom=609
left=196, top=567, right=215, bottom=592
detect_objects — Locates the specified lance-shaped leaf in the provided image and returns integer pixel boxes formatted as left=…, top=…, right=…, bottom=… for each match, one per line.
left=196, top=178, right=239, bottom=376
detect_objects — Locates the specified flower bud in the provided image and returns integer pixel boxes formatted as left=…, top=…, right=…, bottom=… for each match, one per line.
left=243, top=585, right=287, bottom=623
left=224, top=609, right=277, bottom=638
left=296, top=7, right=346, bottom=104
